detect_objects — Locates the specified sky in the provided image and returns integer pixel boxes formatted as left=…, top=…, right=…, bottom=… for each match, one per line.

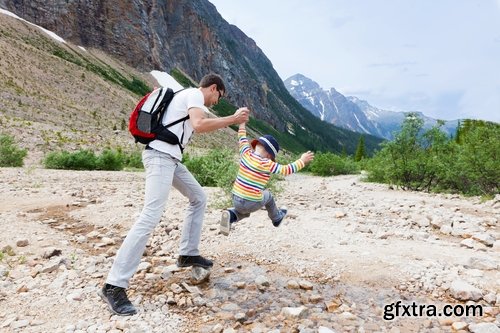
left=209, top=0, right=500, bottom=123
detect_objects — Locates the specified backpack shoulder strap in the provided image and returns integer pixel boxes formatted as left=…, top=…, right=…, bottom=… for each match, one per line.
left=163, top=87, right=191, bottom=127
left=165, top=115, right=190, bottom=128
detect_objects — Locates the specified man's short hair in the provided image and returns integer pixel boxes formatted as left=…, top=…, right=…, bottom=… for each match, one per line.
left=199, top=73, right=225, bottom=93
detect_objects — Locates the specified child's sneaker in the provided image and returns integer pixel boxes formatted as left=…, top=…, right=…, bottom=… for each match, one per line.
left=220, top=210, right=231, bottom=236
left=272, top=207, right=288, bottom=227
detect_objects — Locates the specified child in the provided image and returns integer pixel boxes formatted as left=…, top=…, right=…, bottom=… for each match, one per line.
left=220, top=122, right=314, bottom=235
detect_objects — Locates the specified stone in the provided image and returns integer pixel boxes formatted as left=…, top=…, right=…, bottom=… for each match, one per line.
left=42, top=247, right=62, bottom=259
left=191, top=266, right=210, bottom=285
left=471, top=233, right=495, bottom=247
left=468, top=323, right=500, bottom=333
left=466, top=257, right=498, bottom=271
left=255, top=275, right=270, bottom=287
left=451, top=322, right=468, bottom=331
left=281, top=306, right=308, bottom=319
left=460, top=238, right=477, bottom=248
left=450, top=280, right=483, bottom=301
left=16, top=239, right=29, bottom=247
left=137, top=261, right=151, bottom=272
left=234, top=312, right=247, bottom=323
left=211, top=324, right=224, bottom=333
left=181, top=282, right=202, bottom=295
left=299, top=280, right=314, bottom=290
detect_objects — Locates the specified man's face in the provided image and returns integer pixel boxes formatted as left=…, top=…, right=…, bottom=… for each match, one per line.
left=210, top=84, right=224, bottom=106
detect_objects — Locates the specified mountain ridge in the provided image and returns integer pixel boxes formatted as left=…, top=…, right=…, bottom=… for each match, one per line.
left=285, top=73, right=459, bottom=140
left=0, top=0, right=383, bottom=156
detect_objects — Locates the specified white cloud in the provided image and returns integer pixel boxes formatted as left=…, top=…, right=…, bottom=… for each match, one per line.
left=212, top=1, right=500, bottom=122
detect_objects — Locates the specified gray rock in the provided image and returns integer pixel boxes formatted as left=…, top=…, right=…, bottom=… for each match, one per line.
left=468, top=323, right=500, bottom=333
left=16, top=239, right=29, bottom=247
left=281, top=306, right=308, bottom=319
left=191, top=266, right=210, bottom=284
left=211, top=324, right=224, bottom=333
left=466, top=257, right=498, bottom=271
left=42, top=247, right=62, bottom=259
left=450, top=280, right=483, bottom=301
left=255, top=275, right=270, bottom=289
left=299, top=280, right=314, bottom=290
left=472, top=233, right=496, bottom=247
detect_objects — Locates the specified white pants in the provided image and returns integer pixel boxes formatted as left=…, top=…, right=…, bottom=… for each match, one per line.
left=106, top=149, right=207, bottom=288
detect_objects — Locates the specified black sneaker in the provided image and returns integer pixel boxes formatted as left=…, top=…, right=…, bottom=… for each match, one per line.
left=177, top=255, right=213, bottom=268
left=272, top=207, right=288, bottom=227
left=99, top=284, right=137, bottom=316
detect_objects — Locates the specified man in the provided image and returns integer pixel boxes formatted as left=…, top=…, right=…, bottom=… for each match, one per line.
left=100, top=73, right=249, bottom=315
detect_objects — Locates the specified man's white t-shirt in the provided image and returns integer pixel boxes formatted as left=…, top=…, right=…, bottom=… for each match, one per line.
left=148, top=88, right=208, bottom=160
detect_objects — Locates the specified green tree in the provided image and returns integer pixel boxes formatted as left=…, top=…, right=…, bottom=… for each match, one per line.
left=354, top=135, right=366, bottom=161
left=455, top=122, right=499, bottom=195
left=368, top=113, right=449, bottom=191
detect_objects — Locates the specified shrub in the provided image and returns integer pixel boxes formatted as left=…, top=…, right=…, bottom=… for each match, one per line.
left=122, top=150, right=143, bottom=169
left=365, top=115, right=499, bottom=197
left=0, top=134, right=27, bottom=167
left=183, top=149, right=238, bottom=189
left=309, top=152, right=359, bottom=176
left=44, top=149, right=97, bottom=170
left=366, top=114, right=449, bottom=191
left=96, top=149, right=124, bottom=171
left=44, top=148, right=144, bottom=171
left=436, top=123, right=499, bottom=195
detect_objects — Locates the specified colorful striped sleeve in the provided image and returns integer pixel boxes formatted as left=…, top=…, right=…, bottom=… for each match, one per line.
left=266, top=159, right=305, bottom=175
left=238, top=128, right=251, bottom=156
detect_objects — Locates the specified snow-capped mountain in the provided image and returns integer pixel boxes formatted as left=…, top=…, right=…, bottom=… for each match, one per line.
left=284, top=74, right=459, bottom=140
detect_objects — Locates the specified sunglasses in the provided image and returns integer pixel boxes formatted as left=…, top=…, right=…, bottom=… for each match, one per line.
left=217, top=89, right=224, bottom=101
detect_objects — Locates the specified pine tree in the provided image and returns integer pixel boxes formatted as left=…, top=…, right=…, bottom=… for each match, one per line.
left=354, top=135, right=366, bottom=161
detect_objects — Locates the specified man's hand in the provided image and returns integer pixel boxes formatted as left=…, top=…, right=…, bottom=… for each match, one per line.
left=234, top=107, right=250, bottom=124
left=300, top=151, right=315, bottom=164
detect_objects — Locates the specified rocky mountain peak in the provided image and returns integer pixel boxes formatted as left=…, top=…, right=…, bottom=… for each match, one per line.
left=286, top=73, right=459, bottom=140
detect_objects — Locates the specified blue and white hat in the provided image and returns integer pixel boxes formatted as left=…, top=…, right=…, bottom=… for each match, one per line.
left=251, top=135, right=280, bottom=161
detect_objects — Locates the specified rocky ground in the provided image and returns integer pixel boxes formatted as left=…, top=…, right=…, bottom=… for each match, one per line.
left=0, top=167, right=498, bottom=333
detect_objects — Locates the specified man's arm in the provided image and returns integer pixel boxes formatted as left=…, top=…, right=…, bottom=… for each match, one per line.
left=189, top=107, right=249, bottom=133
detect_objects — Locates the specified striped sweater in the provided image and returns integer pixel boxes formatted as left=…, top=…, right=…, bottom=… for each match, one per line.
left=232, top=128, right=305, bottom=202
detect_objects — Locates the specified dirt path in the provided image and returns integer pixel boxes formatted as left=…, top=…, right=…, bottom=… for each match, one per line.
left=0, top=168, right=498, bottom=332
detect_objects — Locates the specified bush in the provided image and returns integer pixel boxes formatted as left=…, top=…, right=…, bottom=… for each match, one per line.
left=44, top=149, right=97, bottom=170
left=365, top=114, right=450, bottom=191
left=436, top=123, right=499, bottom=195
left=0, top=134, right=27, bottom=167
left=96, top=149, right=124, bottom=171
left=309, top=152, right=359, bottom=176
left=183, top=149, right=238, bottom=189
left=365, top=115, right=499, bottom=197
left=183, top=149, right=238, bottom=207
left=122, top=150, right=143, bottom=169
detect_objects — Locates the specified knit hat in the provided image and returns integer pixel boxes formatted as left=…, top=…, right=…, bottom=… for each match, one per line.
left=251, top=135, right=280, bottom=161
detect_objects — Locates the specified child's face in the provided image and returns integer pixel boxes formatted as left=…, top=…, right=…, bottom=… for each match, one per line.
left=255, top=143, right=273, bottom=159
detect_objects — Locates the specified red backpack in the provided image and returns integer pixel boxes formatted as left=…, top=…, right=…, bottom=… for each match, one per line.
left=128, top=87, right=189, bottom=148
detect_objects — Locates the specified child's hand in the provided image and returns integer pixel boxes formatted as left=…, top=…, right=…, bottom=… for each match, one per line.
left=300, top=151, right=314, bottom=164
